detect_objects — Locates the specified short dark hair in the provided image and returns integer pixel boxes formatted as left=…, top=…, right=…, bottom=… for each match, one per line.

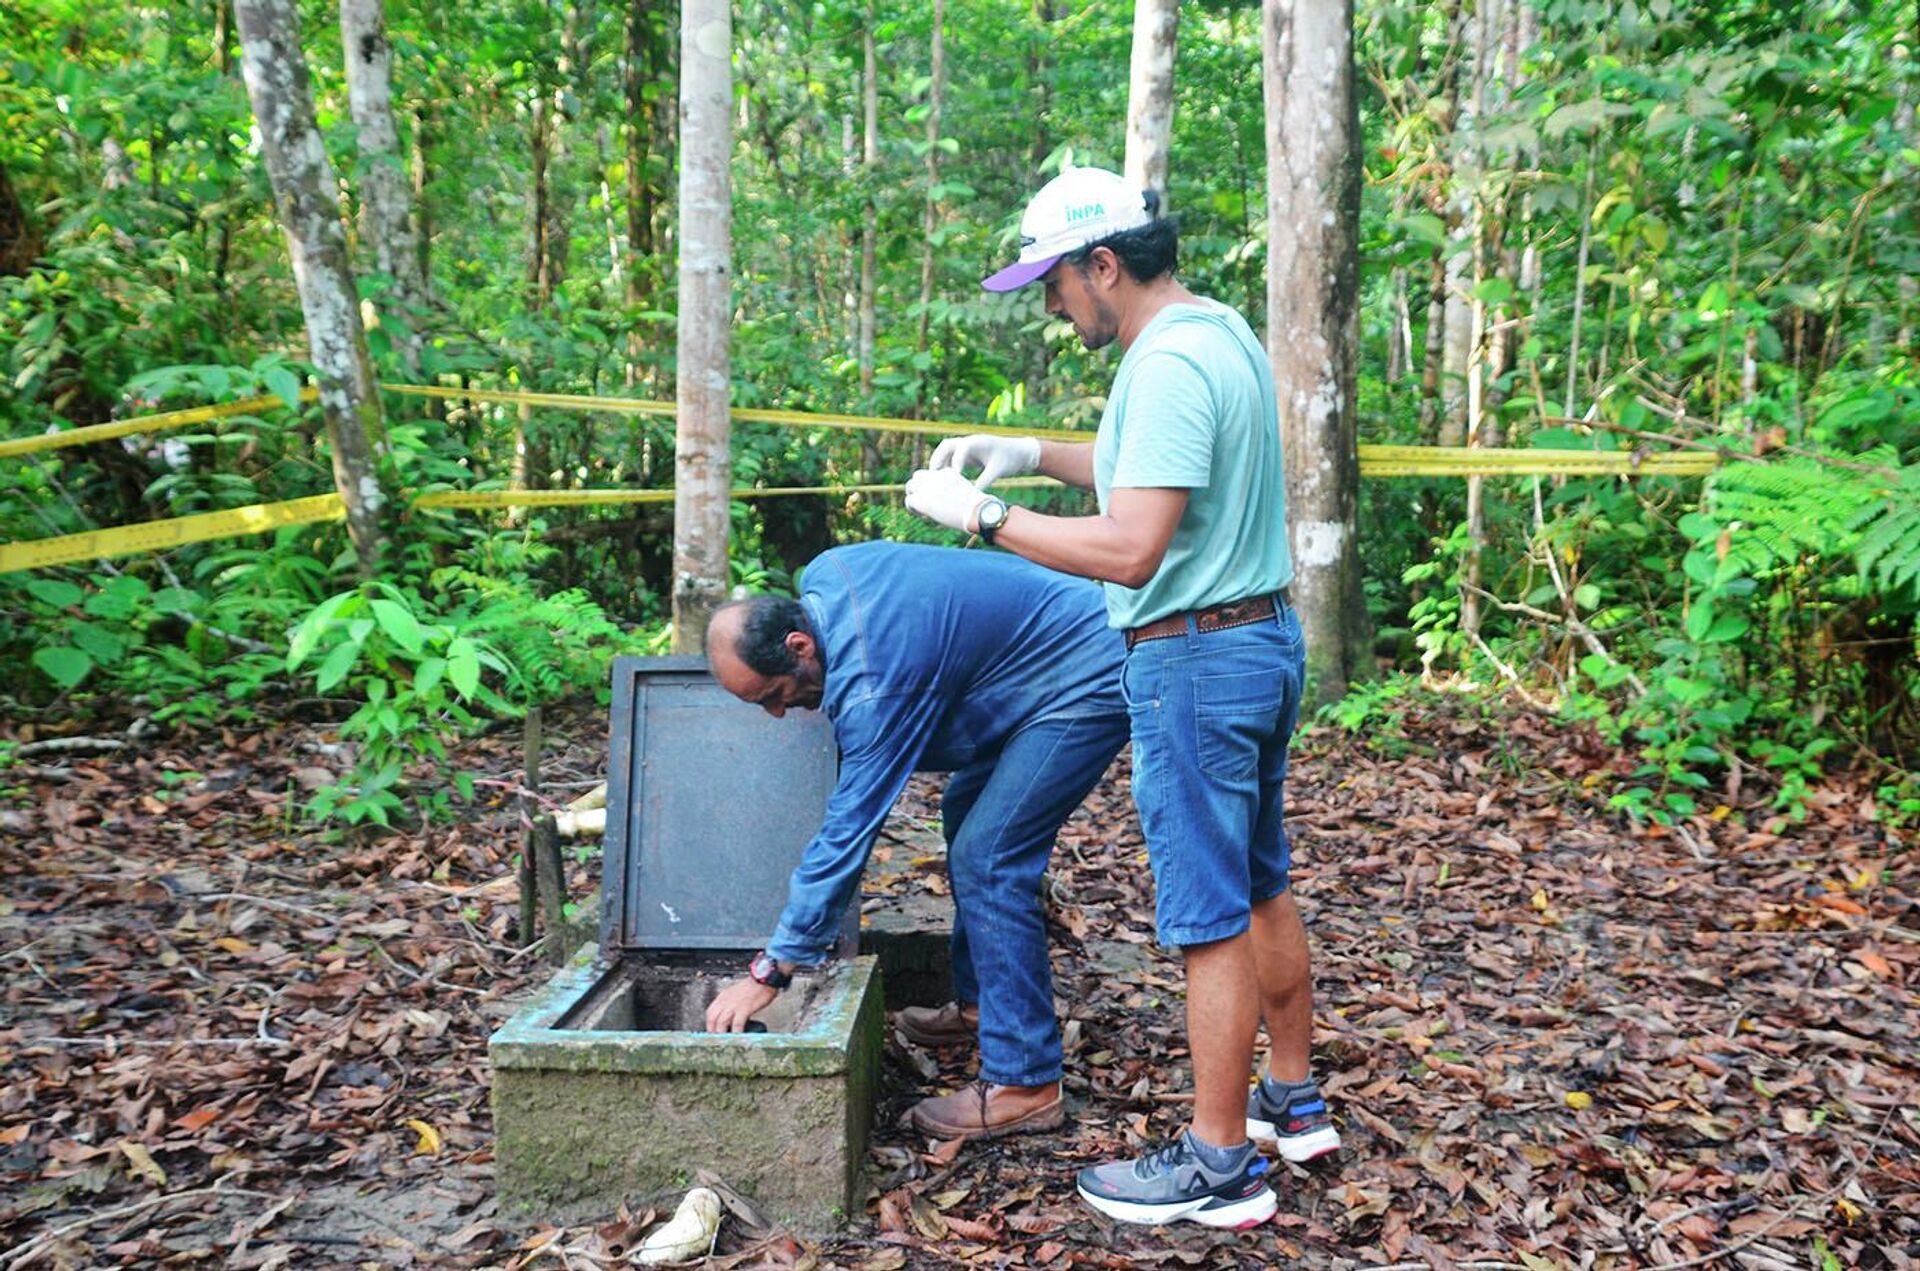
left=1064, top=188, right=1178, bottom=283
left=716, top=595, right=812, bottom=676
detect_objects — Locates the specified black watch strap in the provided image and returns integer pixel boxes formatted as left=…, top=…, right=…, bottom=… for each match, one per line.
left=748, top=950, right=792, bottom=989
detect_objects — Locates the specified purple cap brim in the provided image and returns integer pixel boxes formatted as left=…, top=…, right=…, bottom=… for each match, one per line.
left=981, top=254, right=1061, bottom=292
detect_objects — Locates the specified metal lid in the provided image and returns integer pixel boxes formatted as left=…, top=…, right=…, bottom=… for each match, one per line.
left=601, top=655, right=849, bottom=954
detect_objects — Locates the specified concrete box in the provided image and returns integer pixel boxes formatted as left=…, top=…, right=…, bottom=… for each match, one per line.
left=490, top=657, right=884, bottom=1231
left=491, top=947, right=882, bottom=1230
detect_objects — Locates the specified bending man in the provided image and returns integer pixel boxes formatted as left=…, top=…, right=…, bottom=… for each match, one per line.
left=702, top=540, right=1128, bottom=1140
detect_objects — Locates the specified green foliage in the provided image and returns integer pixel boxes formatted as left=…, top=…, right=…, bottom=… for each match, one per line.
left=285, top=571, right=634, bottom=826
left=3, top=0, right=1916, bottom=831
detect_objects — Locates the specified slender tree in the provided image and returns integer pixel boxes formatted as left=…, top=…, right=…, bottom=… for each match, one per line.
left=233, top=0, right=390, bottom=577
left=672, top=0, right=732, bottom=652
left=625, top=0, right=675, bottom=389
left=857, top=12, right=878, bottom=402
left=913, top=0, right=947, bottom=421
left=1123, top=0, right=1178, bottom=201
left=1266, top=0, right=1366, bottom=704
left=1438, top=0, right=1482, bottom=450
left=340, top=0, right=427, bottom=374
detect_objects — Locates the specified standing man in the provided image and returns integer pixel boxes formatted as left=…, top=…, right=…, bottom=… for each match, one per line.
left=905, top=166, right=1339, bottom=1229
left=701, top=541, right=1130, bottom=1141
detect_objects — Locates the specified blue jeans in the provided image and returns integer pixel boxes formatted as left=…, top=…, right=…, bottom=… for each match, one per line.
left=1122, top=603, right=1305, bottom=948
left=942, top=712, right=1130, bottom=1087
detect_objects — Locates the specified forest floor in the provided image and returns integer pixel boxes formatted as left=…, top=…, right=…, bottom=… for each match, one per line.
left=2, top=694, right=1916, bottom=1270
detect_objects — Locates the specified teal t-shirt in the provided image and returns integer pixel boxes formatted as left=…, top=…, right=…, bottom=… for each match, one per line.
left=1092, top=299, right=1293, bottom=630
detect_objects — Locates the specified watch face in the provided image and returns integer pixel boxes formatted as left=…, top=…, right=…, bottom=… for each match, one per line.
left=980, top=499, right=1008, bottom=530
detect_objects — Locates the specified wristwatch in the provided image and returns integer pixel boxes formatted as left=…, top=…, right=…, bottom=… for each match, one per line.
left=747, top=950, right=792, bottom=990
left=974, top=495, right=1010, bottom=545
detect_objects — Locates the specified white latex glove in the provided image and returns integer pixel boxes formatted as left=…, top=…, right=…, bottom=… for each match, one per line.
left=905, top=466, right=992, bottom=534
left=928, top=434, right=1041, bottom=489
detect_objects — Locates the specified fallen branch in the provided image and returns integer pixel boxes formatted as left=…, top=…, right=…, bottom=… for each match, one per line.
left=1467, top=629, right=1551, bottom=710
left=14, top=737, right=125, bottom=758
left=20, top=1035, right=290, bottom=1050
left=193, top=892, right=342, bottom=923
left=0, top=1175, right=276, bottom=1270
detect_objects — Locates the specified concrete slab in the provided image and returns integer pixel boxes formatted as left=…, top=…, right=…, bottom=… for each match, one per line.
left=491, top=947, right=883, bottom=1231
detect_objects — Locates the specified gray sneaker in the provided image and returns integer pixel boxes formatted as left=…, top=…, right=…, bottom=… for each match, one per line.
left=1245, top=1078, right=1341, bottom=1162
left=1075, top=1134, right=1277, bottom=1229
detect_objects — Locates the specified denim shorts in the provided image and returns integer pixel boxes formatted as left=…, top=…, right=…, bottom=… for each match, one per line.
left=1121, top=601, right=1305, bottom=948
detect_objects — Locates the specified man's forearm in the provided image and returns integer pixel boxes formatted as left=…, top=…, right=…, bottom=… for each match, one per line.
left=993, top=506, right=1160, bottom=589
left=1035, top=439, right=1096, bottom=489
left=988, top=485, right=1189, bottom=591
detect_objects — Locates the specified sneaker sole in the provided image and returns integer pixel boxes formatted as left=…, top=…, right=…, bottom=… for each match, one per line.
left=1077, top=1182, right=1277, bottom=1230
left=1246, top=1117, right=1342, bottom=1163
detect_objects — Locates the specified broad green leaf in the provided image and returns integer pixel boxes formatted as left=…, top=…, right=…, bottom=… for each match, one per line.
left=1705, top=614, right=1750, bottom=643
left=85, top=575, right=150, bottom=619
left=262, top=365, right=303, bottom=412
left=68, top=622, right=127, bottom=665
left=448, top=639, right=481, bottom=699
left=33, top=646, right=93, bottom=690
left=288, top=591, right=360, bottom=669
left=1686, top=601, right=1715, bottom=642
left=315, top=640, right=361, bottom=693
left=1677, top=512, right=1718, bottom=541
left=370, top=598, right=426, bottom=654
left=27, top=579, right=84, bottom=609
left=1662, top=675, right=1713, bottom=705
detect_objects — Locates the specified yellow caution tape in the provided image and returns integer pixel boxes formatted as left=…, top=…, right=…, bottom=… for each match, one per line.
left=0, top=378, right=1725, bottom=573
left=1360, top=446, right=1720, bottom=477
left=0, top=494, right=345, bottom=573
left=4, top=381, right=1725, bottom=477
left=413, top=476, right=1060, bottom=511
left=0, top=479, right=1068, bottom=573
left=385, top=384, right=1089, bottom=442
left=0, top=392, right=317, bottom=459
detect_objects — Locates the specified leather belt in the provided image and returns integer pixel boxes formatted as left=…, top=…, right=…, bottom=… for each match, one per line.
left=1124, top=588, right=1292, bottom=650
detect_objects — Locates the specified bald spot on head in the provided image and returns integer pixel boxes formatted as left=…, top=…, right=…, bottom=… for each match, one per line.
left=704, top=598, right=823, bottom=717
left=705, top=605, right=754, bottom=699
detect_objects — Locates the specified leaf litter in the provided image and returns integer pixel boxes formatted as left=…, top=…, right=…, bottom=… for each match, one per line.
left=1, top=696, right=1914, bottom=1268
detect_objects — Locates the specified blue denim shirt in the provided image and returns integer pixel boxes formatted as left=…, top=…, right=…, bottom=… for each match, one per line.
left=765, top=542, right=1125, bottom=965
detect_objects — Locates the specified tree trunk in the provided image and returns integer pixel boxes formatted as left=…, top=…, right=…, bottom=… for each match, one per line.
left=213, top=0, right=235, bottom=74
left=411, top=106, right=431, bottom=291
left=672, top=0, right=732, bottom=653
left=233, top=0, right=390, bottom=578
left=1433, top=0, right=1473, bottom=448
left=1896, top=8, right=1916, bottom=354
left=914, top=0, right=946, bottom=422
left=625, top=0, right=672, bottom=387
left=1123, top=0, right=1178, bottom=202
left=1459, top=0, right=1504, bottom=640
left=1265, top=0, right=1366, bottom=707
left=1418, top=245, right=1445, bottom=439
left=530, top=94, right=554, bottom=308
left=0, top=163, right=41, bottom=278
left=857, top=15, right=878, bottom=404
left=340, top=0, right=427, bottom=374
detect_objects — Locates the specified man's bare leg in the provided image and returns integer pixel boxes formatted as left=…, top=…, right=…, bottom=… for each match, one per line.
left=1250, top=889, right=1312, bottom=1082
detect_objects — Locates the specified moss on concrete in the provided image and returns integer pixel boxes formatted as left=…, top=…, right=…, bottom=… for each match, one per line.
left=491, top=953, right=885, bottom=1233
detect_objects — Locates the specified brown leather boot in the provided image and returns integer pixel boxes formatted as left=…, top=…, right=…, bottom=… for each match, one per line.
left=893, top=1001, right=978, bottom=1048
left=904, top=1081, right=1064, bottom=1140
